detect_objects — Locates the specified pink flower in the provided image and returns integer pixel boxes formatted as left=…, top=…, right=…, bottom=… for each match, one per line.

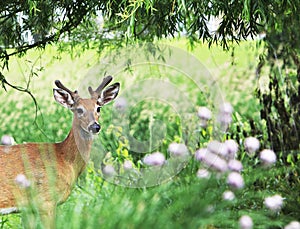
left=264, top=194, right=284, bottom=212
left=227, top=172, right=244, bottom=189
left=199, top=150, right=228, bottom=172
left=143, top=152, right=165, bottom=166
left=197, top=106, right=212, bottom=127
left=217, top=102, right=233, bottom=127
left=196, top=169, right=211, bottom=179
left=260, top=149, right=276, bottom=166
left=239, top=215, right=253, bottom=229
left=207, top=140, right=228, bottom=157
left=102, top=165, right=116, bottom=177
left=284, top=221, right=300, bottom=229
left=223, top=190, right=235, bottom=201
left=168, top=143, right=189, bottom=157
left=1, top=135, right=15, bottom=145
left=123, top=160, right=133, bottom=171
left=219, top=102, right=233, bottom=115
left=228, top=159, right=243, bottom=172
left=195, top=148, right=209, bottom=161
left=217, top=114, right=232, bottom=125
left=224, top=139, right=239, bottom=159
left=244, top=137, right=260, bottom=155
left=15, top=174, right=30, bottom=188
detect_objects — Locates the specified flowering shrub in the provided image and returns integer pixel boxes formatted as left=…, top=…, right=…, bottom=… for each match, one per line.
left=85, top=97, right=299, bottom=228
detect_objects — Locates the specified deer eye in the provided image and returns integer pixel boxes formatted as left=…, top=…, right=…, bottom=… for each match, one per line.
left=96, top=106, right=101, bottom=113
left=77, top=108, right=84, bottom=115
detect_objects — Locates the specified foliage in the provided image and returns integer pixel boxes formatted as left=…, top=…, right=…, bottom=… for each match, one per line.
left=1, top=0, right=295, bottom=80
left=255, top=0, right=300, bottom=156
left=0, top=0, right=263, bottom=55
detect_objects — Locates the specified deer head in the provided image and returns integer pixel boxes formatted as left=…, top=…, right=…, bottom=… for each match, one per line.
left=53, top=76, right=120, bottom=138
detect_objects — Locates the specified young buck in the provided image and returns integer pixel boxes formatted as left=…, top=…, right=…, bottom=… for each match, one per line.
left=0, top=76, right=120, bottom=228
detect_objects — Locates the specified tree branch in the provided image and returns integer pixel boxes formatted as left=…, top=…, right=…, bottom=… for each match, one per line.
left=0, top=72, right=39, bottom=121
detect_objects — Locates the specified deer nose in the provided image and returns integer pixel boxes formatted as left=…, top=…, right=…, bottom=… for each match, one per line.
left=88, top=122, right=101, bottom=134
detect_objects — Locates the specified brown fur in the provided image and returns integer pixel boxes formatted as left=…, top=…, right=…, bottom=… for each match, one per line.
left=0, top=122, right=92, bottom=228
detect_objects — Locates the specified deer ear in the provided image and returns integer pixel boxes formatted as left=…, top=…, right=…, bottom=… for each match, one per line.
left=53, top=89, right=75, bottom=109
left=98, top=83, right=120, bottom=106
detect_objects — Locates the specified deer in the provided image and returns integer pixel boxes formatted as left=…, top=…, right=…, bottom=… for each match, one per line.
left=0, top=76, right=120, bottom=228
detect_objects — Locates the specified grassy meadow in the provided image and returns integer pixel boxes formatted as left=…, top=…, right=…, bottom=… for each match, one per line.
left=0, top=40, right=299, bottom=228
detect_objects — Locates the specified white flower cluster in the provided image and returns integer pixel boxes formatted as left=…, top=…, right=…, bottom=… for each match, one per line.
left=244, top=137, right=260, bottom=156
left=142, top=142, right=190, bottom=167
left=198, top=103, right=234, bottom=129
left=259, top=149, right=277, bottom=167
left=168, top=143, right=189, bottom=157
left=196, top=140, right=239, bottom=161
left=15, top=174, right=30, bottom=188
left=239, top=215, right=253, bottom=229
left=143, top=152, right=166, bottom=166
left=197, top=106, right=212, bottom=128
left=123, top=160, right=133, bottom=171
left=102, top=160, right=135, bottom=178
left=222, top=190, right=235, bottom=201
left=217, top=102, right=233, bottom=128
left=264, top=194, right=284, bottom=212
left=195, top=138, right=244, bottom=189
left=244, top=136, right=277, bottom=167
left=284, top=221, right=300, bottom=229
left=193, top=127, right=284, bottom=229
left=227, top=172, right=244, bottom=189
left=102, top=164, right=117, bottom=177
left=195, top=147, right=228, bottom=173
left=228, top=159, right=243, bottom=172
left=196, top=169, right=211, bottom=179
left=1, top=135, right=15, bottom=145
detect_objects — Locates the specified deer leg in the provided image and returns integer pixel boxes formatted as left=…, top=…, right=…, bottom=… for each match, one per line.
left=20, top=203, right=56, bottom=229
left=39, top=204, right=56, bottom=229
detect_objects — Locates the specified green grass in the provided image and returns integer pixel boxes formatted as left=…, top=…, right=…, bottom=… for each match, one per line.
left=0, top=40, right=299, bottom=228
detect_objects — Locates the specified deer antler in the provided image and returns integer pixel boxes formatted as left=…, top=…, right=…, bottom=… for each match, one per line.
left=88, top=76, right=113, bottom=99
left=55, top=80, right=79, bottom=100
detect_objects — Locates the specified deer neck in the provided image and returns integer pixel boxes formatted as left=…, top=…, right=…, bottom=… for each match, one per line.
left=59, top=119, right=94, bottom=175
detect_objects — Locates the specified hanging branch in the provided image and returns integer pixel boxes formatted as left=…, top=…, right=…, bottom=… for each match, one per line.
left=0, top=72, right=39, bottom=121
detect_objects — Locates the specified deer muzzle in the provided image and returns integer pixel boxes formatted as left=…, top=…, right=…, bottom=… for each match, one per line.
left=88, top=122, right=101, bottom=134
